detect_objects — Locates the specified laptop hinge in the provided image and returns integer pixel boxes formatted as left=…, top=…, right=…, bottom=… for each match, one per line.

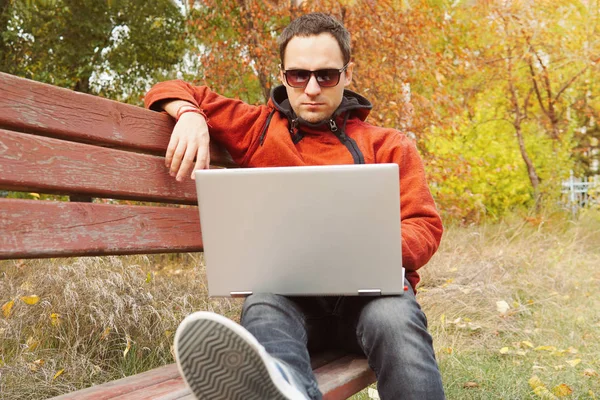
left=230, top=291, right=253, bottom=298
left=358, top=289, right=382, bottom=296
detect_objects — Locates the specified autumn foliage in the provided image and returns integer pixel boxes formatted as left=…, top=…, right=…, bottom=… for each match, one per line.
left=2, top=0, right=598, bottom=221
left=181, top=0, right=599, bottom=222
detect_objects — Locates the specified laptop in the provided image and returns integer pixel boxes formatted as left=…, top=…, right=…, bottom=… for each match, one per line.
left=194, top=164, right=404, bottom=297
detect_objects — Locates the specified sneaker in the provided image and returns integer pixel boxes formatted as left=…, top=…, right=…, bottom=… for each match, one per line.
left=174, top=311, right=309, bottom=400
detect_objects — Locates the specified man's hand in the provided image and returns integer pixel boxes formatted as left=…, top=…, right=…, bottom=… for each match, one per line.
left=162, top=100, right=210, bottom=181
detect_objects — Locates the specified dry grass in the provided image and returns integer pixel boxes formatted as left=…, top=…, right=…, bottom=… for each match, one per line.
left=416, top=209, right=600, bottom=399
left=1, top=210, right=599, bottom=399
left=0, top=254, right=242, bottom=399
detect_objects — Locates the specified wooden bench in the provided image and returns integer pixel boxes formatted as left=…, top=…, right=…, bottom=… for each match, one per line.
left=0, top=72, right=376, bottom=400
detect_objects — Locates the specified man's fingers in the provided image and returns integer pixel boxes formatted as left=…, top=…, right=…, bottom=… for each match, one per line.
left=165, top=134, right=179, bottom=168
left=170, top=140, right=188, bottom=178
left=177, top=142, right=199, bottom=181
left=191, top=146, right=210, bottom=179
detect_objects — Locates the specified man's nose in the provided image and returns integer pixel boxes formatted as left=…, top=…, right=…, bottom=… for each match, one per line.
left=304, top=74, right=321, bottom=96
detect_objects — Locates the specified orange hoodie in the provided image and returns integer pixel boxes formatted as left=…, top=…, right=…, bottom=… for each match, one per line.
left=145, top=80, right=443, bottom=290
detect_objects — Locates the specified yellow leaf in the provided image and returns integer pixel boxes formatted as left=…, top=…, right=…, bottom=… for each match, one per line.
left=529, top=375, right=545, bottom=390
left=440, top=314, right=446, bottom=325
left=522, top=341, right=535, bottom=348
left=535, top=346, right=557, bottom=352
left=145, top=272, right=152, bottom=283
left=500, top=347, right=510, bottom=354
left=584, top=369, right=598, bottom=377
left=566, top=359, right=581, bottom=367
left=2, top=300, right=15, bottom=318
left=123, top=336, right=132, bottom=358
left=53, top=369, right=64, bottom=380
left=50, top=313, right=61, bottom=326
left=29, top=193, right=40, bottom=199
left=589, top=390, right=596, bottom=399
left=20, top=295, right=40, bottom=305
left=533, top=386, right=559, bottom=400
left=100, top=327, right=111, bottom=340
left=552, top=384, right=573, bottom=397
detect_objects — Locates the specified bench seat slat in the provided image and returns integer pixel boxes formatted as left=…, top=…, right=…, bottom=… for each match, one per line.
left=0, top=199, right=202, bottom=259
left=48, top=354, right=374, bottom=400
left=315, top=355, right=376, bottom=399
left=0, top=129, right=199, bottom=203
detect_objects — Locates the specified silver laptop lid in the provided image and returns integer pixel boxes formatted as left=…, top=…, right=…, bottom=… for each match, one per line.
left=195, top=164, right=403, bottom=297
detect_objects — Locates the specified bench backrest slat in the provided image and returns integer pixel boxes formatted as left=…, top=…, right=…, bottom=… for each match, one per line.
left=0, top=128, right=197, bottom=203
left=0, top=72, right=236, bottom=165
left=0, top=72, right=173, bottom=153
left=0, top=199, right=203, bottom=259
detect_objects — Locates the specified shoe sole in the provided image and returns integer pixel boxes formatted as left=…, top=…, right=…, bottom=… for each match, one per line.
left=175, top=312, right=291, bottom=400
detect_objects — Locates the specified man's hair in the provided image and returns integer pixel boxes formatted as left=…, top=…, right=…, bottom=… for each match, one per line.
left=278, top=13, right=351, bottom=68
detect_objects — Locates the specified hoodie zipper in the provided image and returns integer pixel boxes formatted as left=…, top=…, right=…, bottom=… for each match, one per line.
left=289, top=118, right=305, bottom=144
left=329, top=119, right=365, bottom=164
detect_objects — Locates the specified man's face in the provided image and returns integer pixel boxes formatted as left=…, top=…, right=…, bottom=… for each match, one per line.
left=280, top=33, right=353, bottom=124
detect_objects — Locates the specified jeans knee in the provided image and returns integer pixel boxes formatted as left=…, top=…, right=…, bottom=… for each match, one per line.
left=357, top=296, right=430, bottom=350
left=242, top=293, right=281, bottom=313
left=241, top=293, right=305, bottom=327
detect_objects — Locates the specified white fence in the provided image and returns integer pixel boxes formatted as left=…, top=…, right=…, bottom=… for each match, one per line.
left=561, top=171, right=599, bottom=212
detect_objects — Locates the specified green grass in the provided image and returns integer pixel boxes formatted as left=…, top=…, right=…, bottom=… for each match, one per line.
left=1, top=210, right=599, bottom=399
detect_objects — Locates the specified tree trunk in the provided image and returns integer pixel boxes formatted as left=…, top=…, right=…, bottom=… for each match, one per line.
left=514, top=123, right=540, bottom=196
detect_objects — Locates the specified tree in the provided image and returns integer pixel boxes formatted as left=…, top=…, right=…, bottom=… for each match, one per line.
left=0, top=0, right=187, bottom=103
left=186, top=0, right=296, bottom=104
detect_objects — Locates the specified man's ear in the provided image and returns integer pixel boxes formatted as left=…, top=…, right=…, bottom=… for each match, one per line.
left=344, top=62, right=354, bottom=87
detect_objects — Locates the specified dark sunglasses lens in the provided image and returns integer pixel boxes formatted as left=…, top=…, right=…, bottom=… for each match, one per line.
left=315, top=69, right=340, bottom=87
left=287, top=70, right=311, bottom=87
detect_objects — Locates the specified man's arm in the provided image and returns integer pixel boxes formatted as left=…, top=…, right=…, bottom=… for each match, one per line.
left=381, top=133, right=443, bottom=271
left=157, top=99, right=210, bottom=181
left=145, top=80, right=272, bottom=180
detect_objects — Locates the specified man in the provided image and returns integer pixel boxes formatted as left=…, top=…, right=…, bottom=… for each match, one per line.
left=145, top=13, right=445, bottom=400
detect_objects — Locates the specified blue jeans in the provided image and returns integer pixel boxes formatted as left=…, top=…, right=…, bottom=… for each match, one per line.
left=240, top=280, right=445, bottom=400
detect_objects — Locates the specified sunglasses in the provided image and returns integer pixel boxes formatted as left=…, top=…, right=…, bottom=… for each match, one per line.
left=282, top=63, right=349, bottom=88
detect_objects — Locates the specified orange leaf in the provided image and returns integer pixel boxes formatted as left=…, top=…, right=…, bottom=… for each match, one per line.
left=584, top=369, right=598, bottom=377
left=552, top=384, right=573, bottom=397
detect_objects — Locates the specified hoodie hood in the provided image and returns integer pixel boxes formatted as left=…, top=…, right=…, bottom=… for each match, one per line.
left=270, top=85, right=373, bottom=128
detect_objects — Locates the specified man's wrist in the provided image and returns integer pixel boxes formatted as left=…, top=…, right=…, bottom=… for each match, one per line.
left=175, top=106, right=206, bottom=122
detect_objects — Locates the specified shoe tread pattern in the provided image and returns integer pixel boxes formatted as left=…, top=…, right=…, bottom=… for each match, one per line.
left=177, top=319, right=289, bottom=400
